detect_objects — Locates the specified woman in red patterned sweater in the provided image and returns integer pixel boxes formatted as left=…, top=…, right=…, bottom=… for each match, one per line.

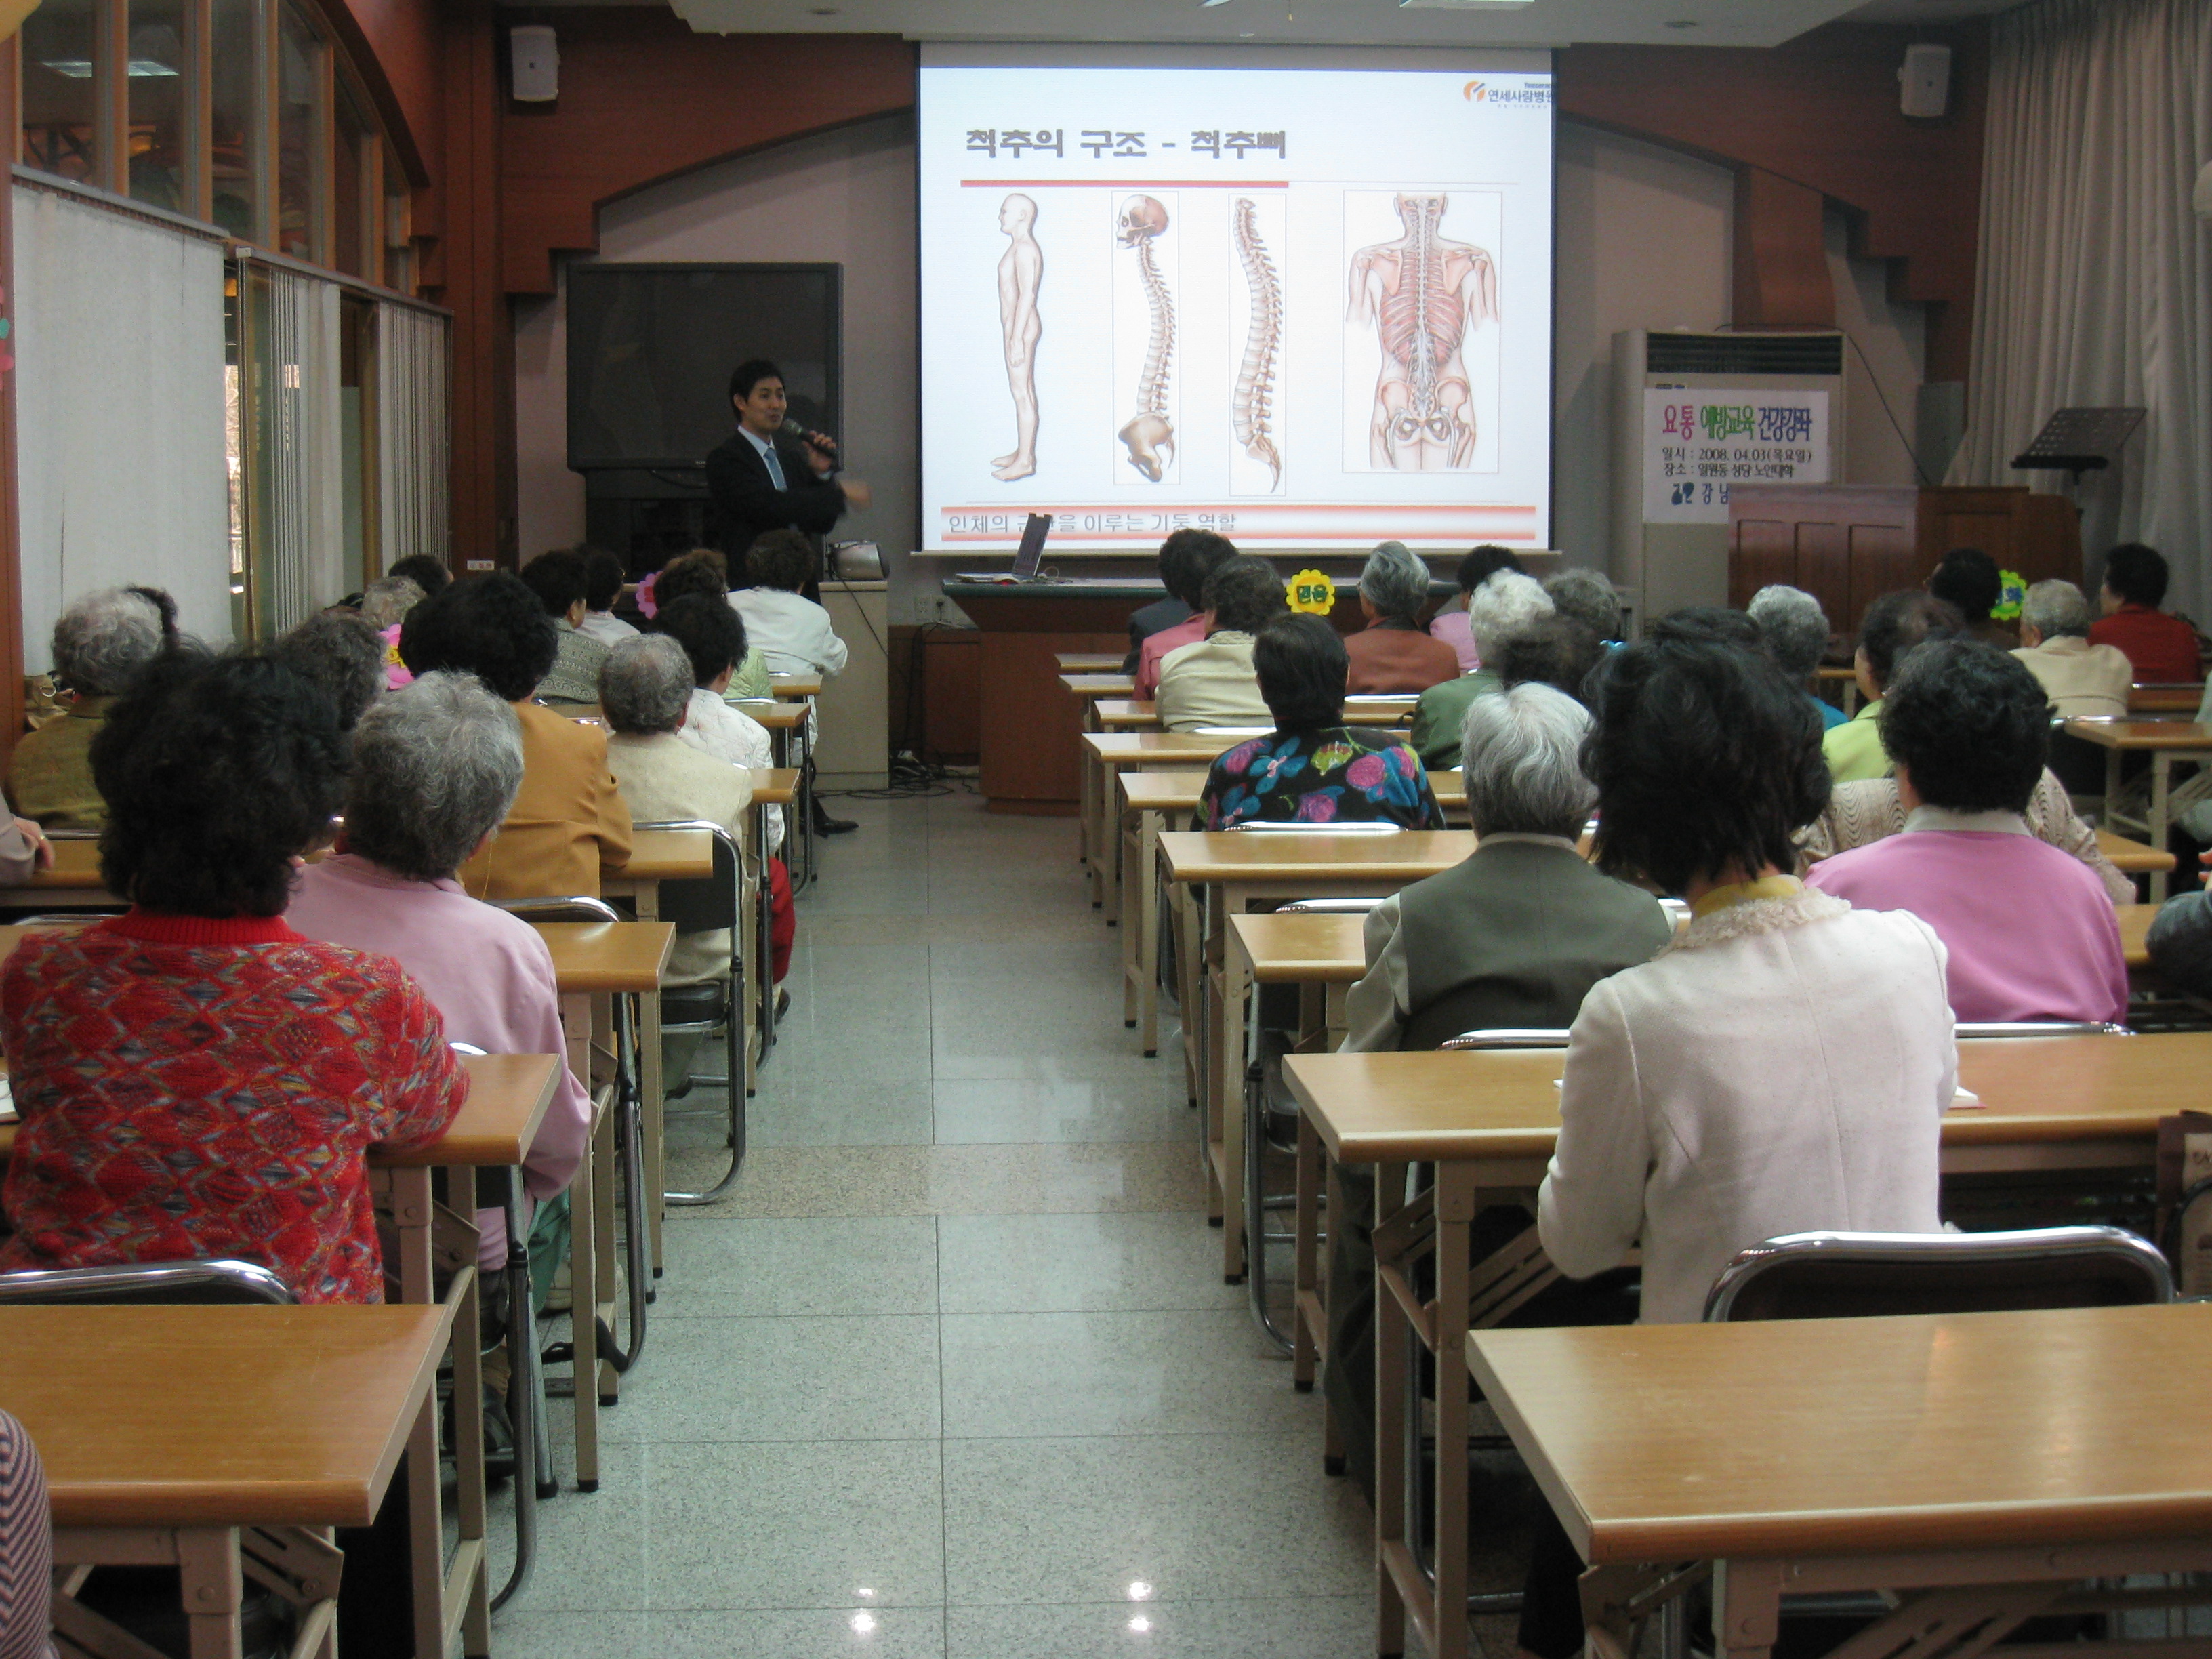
left=0, top=650, right=467, bottom=1304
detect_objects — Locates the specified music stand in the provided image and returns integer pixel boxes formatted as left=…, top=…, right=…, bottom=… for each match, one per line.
left=2010, top=407, right=2145, bottom=489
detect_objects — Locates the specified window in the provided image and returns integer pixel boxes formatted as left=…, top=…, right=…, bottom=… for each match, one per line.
left=275, top=3, right=327, bottom=264
left=209, top=0, right=259, bottom=240
left=128, top=0, right=190, bottom=211
left=22, top=0, right=101, bottom=186
left=333, top=79, right=371, bottom=280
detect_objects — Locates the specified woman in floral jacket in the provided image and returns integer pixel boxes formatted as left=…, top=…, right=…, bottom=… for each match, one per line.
left=1200, top=613, right=1443, bottom=831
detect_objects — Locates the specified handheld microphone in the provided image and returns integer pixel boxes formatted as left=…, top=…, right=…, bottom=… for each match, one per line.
left=779, top=417, right=840, bottom=459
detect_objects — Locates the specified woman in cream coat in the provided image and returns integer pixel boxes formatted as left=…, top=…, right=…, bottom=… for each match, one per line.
left=1519, top=634, right=1956, bottom=1659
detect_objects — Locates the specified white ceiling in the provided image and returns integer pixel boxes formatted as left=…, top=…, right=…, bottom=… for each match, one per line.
left=636, top=0, right=2001, bottom=49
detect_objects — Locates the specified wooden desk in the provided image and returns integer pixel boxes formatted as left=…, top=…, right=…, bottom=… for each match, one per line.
left=1057, top=651, right=1125, bottom=673
left=1064, top=675, right=1142, bottom=901
left=1083, top=731, right=1251, bottom=930
left=733, top=699, right=815, bottom=884
left=2130, top=682, right=2203, bottom=715
left=2097, top=825, right=2177, bottom=877
left=2066, top=720, right=2212, bottom=898
left=1286, top=1031, right=2208, bottom=1659
left=1094, top=698, right=1165, bottom=731
left=533, top=920, right=675, bottom=1486
left=0, top=1303, right=444, bottom=1659
left=1160, top=829, right=1477, bottom=1280
left=2121, top=901, right=2154, bottom=970
left=601, top=825, right=713, bottom=1270
left=747, top=768, right=800, bottom=1067
left=1060, top=672, right=1136, bottom=699
left=769, top=674, right=823, bottom=700
left=1469, top=1303, right=2212, bottom=1659
left=1816, top=663, right=1860, bottom=716
left=0, top=836, right=108, bottom=907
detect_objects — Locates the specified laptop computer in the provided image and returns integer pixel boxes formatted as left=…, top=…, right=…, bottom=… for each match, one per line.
left=954, top=513, right=1058, bottom=583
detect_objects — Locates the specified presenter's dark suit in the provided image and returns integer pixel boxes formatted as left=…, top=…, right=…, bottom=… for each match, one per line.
left=705, top=428, right=846, bottom=560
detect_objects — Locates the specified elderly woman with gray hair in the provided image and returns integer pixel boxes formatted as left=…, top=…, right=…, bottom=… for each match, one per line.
left=7, top=586, right=172, bottom=831
left=286, top=670, right=595, bottom=1294
left=1345, top=541, right=1459, bottom=693
left=1409, top=567, right=1555, bottom=766
left=599, top=634, right=755, bottom=987
left=2011, top=578, right=2133, bottom=719
left=1324, top=682, right=1671, bottom=1496
left=1747, top=583, right=1850, bottom=732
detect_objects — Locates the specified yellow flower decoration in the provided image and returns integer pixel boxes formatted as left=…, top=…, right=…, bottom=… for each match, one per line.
left=1286, top=569, right=1337, bottom=615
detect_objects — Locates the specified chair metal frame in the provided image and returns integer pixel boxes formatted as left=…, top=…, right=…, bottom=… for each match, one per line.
left=626, top=819, right=749, bottom=1205
left=1703, top=1224, right=2175, bottom=1323
left=1956, top=1021, right=2133, bottom=1038
left=0, top=1256, right=293, bottom=1306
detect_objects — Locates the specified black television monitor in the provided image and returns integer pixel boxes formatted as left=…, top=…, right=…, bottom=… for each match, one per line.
left=566, top=262, right=842, bottom=471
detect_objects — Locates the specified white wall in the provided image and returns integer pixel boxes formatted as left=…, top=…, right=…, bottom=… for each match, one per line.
left=513, top=112, right=1925, bottom=611
left=513, top=113, right=924, bottom=613
left=1551, top=121, right=1734, bottom=571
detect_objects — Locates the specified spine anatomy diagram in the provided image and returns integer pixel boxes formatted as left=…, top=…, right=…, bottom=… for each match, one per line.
left=1115, top=194, right=1176, bottom=483
left=992, top=193, right=1042, bottom=481
left=1347, top=192, right=1498, bottom=470
left=1231, top=197, right=1282, bottom=489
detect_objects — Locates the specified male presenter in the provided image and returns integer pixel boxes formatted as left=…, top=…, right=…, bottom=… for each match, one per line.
left=705, top=358, right=872, bottom=562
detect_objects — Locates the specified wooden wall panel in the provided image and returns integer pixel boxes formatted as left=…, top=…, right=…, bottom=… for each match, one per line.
left=438, top=0, right=514, bottom=565
left=326, top=0, right=442, bottom=186
left=1559, top=20, right=1989, bottom=381
left=495, top=15, right=914, bottom=295
left=1733, top=166, right=1835, bottom=331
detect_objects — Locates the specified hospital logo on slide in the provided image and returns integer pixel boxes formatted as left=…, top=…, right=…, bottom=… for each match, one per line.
left=1462, top=79, right=1553, bottom=106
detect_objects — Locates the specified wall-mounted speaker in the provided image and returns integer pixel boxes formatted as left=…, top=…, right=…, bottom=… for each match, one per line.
left=511, top=25, right=558, bottom=104
left=1898, top=43, right=1951, bottom=119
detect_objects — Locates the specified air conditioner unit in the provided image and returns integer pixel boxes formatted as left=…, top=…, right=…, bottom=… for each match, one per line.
left=1610, top=329, right=1846, bottom=629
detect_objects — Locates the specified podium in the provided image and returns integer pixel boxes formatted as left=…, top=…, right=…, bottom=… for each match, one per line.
left=1727, top=484, right=2081, bottom=634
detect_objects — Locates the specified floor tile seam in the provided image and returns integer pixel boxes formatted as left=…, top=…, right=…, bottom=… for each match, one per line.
left=605, top=1593, right=1372, bottom=1614
left=642, top=1309, right=945, bottom=1322
left=933, top=1427, right=1325, bottom=1444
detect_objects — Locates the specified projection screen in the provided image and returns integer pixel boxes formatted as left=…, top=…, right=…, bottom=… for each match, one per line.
left=918, top=46, right=1554, bottom=553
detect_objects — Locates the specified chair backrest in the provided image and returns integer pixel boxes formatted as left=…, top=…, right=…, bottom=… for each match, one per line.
left=1658, top=897, right=1692, bottom=927
left=1230, top=820, right=1404, bottom=835
left=489, top=896, right=623, bottom=926
left=0, top=1258, right=295, bottom=1306
left=1956, top=1021, right=2132, bottom=1039
left=1703, top=1225, right=2174, bottom=1323
left=1277, top=897, right=1385, bottom=915
left=628, top=819, right=741, bottom=942
left=1438, top=1028, right=1573, bottom=1051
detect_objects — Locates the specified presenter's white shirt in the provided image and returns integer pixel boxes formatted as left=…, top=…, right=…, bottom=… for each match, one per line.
left=579, top=610, right=639, bottom=646
left=728, top=588, right=848, bottom=678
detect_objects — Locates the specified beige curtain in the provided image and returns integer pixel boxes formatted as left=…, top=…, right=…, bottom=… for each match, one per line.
left=1950, top=0, right=2212, bottom=617
left=377, top=300, right=450, bottom=573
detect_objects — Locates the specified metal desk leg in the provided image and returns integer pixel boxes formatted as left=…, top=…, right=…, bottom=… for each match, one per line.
left=1082, top=741, right=1102, bottom=907
left=2107, top=745, right=2124, bottom=819
left=2153, top=749, right=2173, bottom=902
left=176, top=1528, right=243, bottom=1659
left=1293, top=1109, right=1325, bottom=1395
left=560, top=989, right=605, bottom=1489
left=492, top=1169, right=540, bottom=1611
left=1427, top=1163, right=1475, bottom=1659
left=1215, top=887, right=1250, bottom=1283
left=1373, top=1160, right=1411, bottom=1659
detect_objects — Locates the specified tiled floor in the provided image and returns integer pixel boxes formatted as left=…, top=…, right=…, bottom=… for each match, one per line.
left=488, top=789, right=1376, bottom=1658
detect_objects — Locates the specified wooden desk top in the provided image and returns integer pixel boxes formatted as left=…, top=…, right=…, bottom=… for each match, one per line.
left=1229, top=912, right=1368, bottom=982
left=1120, top=768, right=1468, bottom=814
left=380, top=1053, right=559, bottom=1168
left=2, top=1054, right=561, bottom=1170
left=1096, top=699, right=1163, bottom=729
left=2099, top=828, right=2176, bottom=873
left=769, top=674, right=822, bottom=699
left=2130, top=684, right=2204, bottom=714
left=609, top=829, right=714, bottom=883
left=1469, top=1301, right=2212, bottom=1564
left=2121, top=902, right=2155, bottom=968
left=0, top=1304, right=443, bottom=1529
left=1160, top=830, right=1477, bottom=885
left=7, top=837, right=102, bottom=890
left=2064, top=719, right=2212, bottom=750
left=729, top=699, right=808, bottom=732
left=1057, top=652, right=1125, bottom=673
left=1287, top=1032, right=2212, bottom=1165
left=747, top=767, right=801, bottom=806
left=532, top=921, right=675, bottom=994
left=1061, top=674, right=1138, bottom=697
left=1083, top=731, right=1252, bottom=763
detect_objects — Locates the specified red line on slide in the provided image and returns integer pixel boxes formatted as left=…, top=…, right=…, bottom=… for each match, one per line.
left=959, top=179, right=1290, bottom=189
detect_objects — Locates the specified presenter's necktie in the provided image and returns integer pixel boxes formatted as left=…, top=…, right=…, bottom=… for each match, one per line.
left=762, top=442, right=788, bottom=491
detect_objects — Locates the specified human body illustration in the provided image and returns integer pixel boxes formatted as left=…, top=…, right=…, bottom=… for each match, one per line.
left=993, top=193, right=1042, bottom=482
left=1115, top=194, right=1176, bottom=483
left=1231, top=197, right=1282, bottom=489
left=1346, top=192, right=1498, bottom=470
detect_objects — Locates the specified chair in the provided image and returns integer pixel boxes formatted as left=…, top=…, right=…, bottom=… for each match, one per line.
left=1440, top=1027, right=1576, bottom=1051
left=1956, top=1020, right=2132, bottom=1038
left=1704, top=1225, right=2175, bottom=1323
left=0, top=1257, right=292, bottom=1306
left=1229, top=819, right=1406, bottom=834
left=487, top=897, right=651, bottom=1387
left=1277, top=897, right=1385, bottom=915
left=627, top=819, right=748, bottom=1205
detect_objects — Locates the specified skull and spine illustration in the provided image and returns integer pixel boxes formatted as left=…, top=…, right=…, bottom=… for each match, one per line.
left=1231, top=197, right=1282, bottom=489
left=1347, top=192, right=1498, bottom=470
left=1115, top=194, right=1175, bottom=483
